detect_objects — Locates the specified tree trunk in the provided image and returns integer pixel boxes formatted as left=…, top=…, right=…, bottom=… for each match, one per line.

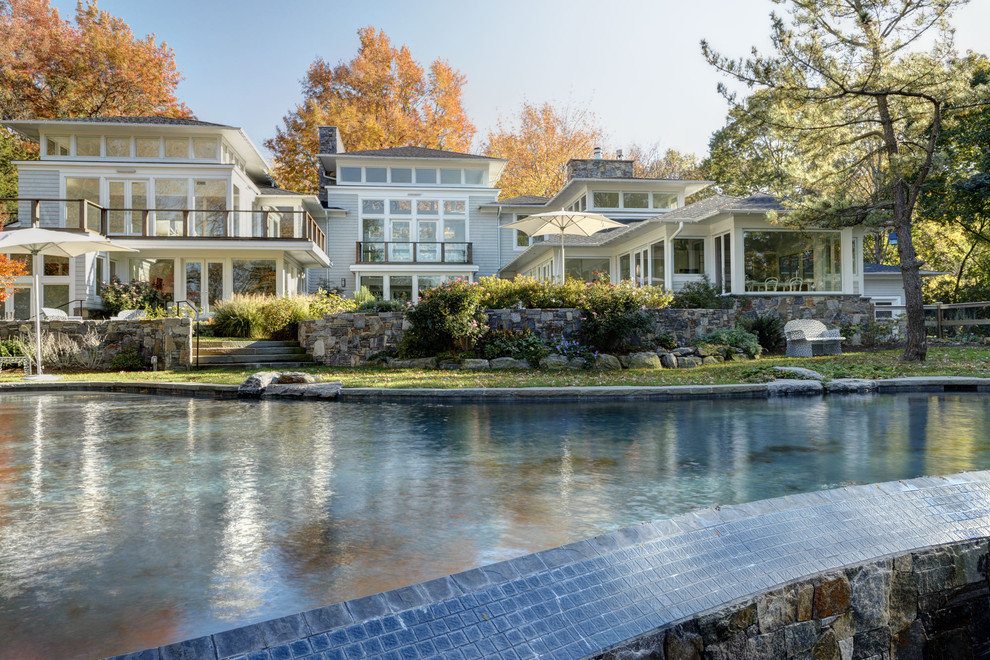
left=897, top=214, right=928, bottom=361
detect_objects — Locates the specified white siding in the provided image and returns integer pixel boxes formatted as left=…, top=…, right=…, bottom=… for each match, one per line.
left=16, top=168, right=60, bottom=226
left=863, top=276, right=907, bottom=304
left=307, top=192, right=359, bottom=294
left=468, top=195, right=500, bottom=279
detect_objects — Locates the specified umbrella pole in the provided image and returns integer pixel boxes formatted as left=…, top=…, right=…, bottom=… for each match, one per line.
left=33, top=250, right=42, bottom=375
left=559, top=228, right=566, bottom=284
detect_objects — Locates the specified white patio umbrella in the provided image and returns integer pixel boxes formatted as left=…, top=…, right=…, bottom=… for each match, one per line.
left=504, top=211, right=625, bottom=283
left=0, top=224, right=135, bottom=378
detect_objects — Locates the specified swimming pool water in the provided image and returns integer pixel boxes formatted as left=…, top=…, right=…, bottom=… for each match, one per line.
left=1, top=391, right=988, bottom=659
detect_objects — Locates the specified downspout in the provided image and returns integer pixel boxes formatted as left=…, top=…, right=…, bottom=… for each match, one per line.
left=495, top=206, right=502, bottom=278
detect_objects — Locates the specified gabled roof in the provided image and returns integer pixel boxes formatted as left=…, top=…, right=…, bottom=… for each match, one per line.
left=257, top=185, right=309, bottom=197
left=864, top=262, right=945, bottom=277
left=484, top=177, right=714, bottom=213
left=340, top=146, right=495, bottom=160
left=6, top=116, right=231, bottom=127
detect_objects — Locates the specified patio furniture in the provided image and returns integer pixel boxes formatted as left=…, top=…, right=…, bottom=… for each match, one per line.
left=764, top=277, right=779, bottom=292
left=41, top=307, right=69, bottom=321
left=784, top=319, right=846, bottom=357
left=111, top=309, right=147, bottom=321
left=786, top=277, right=804, bottom=292
left=0, top=355, right=32, bottom=375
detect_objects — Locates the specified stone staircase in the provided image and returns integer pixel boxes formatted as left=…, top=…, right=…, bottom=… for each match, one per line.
left=193, top=340, right=314, bottom=369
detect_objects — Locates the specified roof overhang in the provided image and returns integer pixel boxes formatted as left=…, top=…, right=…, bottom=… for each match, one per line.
left=110, top=238, right=331, bottom=269
left=481, top=177, right=714, bottom=213
left=2, top=119, right=272, bottom=185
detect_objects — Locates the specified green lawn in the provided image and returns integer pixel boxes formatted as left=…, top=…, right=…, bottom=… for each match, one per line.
left=2, top=346, right=989, bottom=388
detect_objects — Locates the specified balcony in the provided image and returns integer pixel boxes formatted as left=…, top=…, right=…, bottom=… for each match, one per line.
left=1, top=198, right=327, bottom=255
left=356, top=241, right=473, bottom=264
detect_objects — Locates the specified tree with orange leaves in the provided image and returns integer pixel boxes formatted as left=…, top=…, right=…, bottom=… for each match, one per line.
left=267, top=27, right=475, bottom=194
left=0, top=255, right=27, bottom=302
left=482, top=102, right=606, bottom=200
left=0, top=0, right=191, bottom=120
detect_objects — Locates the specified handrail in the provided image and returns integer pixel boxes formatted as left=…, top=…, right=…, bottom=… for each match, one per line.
left=170, top=300, right=202, bottom=369
left=55, top=298, right=88, bottom=317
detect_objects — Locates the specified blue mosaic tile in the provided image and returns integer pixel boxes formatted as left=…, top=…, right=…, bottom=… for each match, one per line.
left=268, top=646, right=292, bottom=660
left=360, top=637, right=383, bottom=656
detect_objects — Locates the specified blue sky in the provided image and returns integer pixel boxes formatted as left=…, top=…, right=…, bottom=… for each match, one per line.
left=50, top=0, right=990, bottom=160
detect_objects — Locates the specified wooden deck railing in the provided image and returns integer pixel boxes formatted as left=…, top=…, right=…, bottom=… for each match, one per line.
left=0, top=199, right=327, bottom=254
left=356, top=241, right=473, bottom=264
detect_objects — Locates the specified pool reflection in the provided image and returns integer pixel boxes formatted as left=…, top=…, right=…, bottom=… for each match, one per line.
left=0, top=392, right=988, bottom=659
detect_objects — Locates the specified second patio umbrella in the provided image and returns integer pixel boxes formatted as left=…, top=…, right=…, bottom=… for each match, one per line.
left=504, top=211, right=625, bottom=283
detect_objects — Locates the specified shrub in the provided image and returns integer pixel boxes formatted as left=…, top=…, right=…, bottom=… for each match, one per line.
left=700, top=327, right=762, bottom=358
left=309, top=288, right=357, bottom=317
left=110, top=346, right=144, bottom=371
left=356, top=299, right=407, bottom=313
left=100, top=279, right=168, bottom=316
left=258, top=296, right=311, bottom=341
left=398, top=278, right=487, bottom=358
left=579, top=280, right=656, bottom=353
left=546, top=334, right=596, bottom=367
left=653, top=333, right=677, bottom=351
left=739, top=314, right=786, bottom=354
left=352, top=285, right=377, bottom=307
left=476, top=330, right=549, bottom=364
left=211, top=294, right=263, bottom=338
left=0, top=339, right=23, bottom=357
left=671, top=275, right=735, bottom=309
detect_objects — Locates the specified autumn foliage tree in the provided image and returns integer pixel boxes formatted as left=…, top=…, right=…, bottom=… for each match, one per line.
left=0, top=0, right=191, bottom=119
left=267, top=27, right=475, bottom=194
left=0, top=0, right=191, bottom=197
left=0, top=255, right=27, bottom=302
left=482, top=102, right=605, bottom=200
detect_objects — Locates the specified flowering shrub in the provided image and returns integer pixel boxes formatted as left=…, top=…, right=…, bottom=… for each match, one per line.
left=100, top=279, right=168, bottom=317
left=397, top=278, right=488, bottom=358
left=579, top=280, right=660, bottom=353
left=309, top=288, right=357, bottom=317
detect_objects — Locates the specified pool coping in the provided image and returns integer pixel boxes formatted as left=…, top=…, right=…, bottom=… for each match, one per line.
left=101, top=470, right=990, bottom=660
left=1, top=375, right=989, bottom=402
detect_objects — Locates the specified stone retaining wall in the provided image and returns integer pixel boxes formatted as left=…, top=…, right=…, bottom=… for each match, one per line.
left=299, top=295, right=874, bottom=366
left=0, top=318, right=192, bottom=369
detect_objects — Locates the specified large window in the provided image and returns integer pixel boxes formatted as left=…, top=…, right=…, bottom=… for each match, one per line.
left=155, top=178, right=189, bottom=236
left=360, top=197, right=469, bottom=262
left=129, top=258, right=175, bottom=302
left=650, top=241, right=665, bottom=287
left=592, top=190, right=680, bottom=210
left=193, top=179, right=226, bottom=236
left=565, top=258, right=610, bottom=282
left=673, top=238, right=705, bottom=274
left=65, top=177, right=100, bottom=230
left=232, top=260, right=276, bottom=296
left=743, top=231, right=842, bottom=292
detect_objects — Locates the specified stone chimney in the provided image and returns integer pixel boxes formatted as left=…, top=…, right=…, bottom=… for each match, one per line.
left=317, top=126, right=345, bottom=204
left=566, top=153, right=635, bottom=181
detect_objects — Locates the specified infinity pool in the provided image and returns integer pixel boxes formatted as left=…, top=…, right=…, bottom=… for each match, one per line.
left=1, top=391, right=989, bottom=659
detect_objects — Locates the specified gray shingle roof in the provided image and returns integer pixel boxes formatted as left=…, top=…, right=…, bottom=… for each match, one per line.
left=30, top=116, right=231, bottom=127
left=339, top=146, right=494, bottom=160
left=256, top=185, right=309, bottom=197
left=864, top=262, right=901, bottom=274
left=496, top=195, right=551, bottom=206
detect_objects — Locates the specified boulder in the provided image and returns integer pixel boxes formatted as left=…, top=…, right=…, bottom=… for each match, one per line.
left=540, top=354, right=571, bottom=370
left=701, top=356, right=719, bottom=366
left=628, top=352, right=663, bottom=369
left=774, top=366, right=824, bottom=380
left=461, top=358, right=491, bottom=370
left=677, top=356, right=703, bottom=369
left=238, top=371, right=279, bottom=398
left=490, top=357, right=532, bottom=370
left=593, top=354, right=622, bottom=371
left=275, top=371, right=316, bottom=384
left=672, top=347, right=695, bottom=357
left=389, top=357, right=438, bottom=369
left=261, top=382, right=342, bottom=399
left=825, top=378, right=878, bottom=393
left=438, top=360, right=461, bottom=370
left=767, top=379, right=825, bottom=396
left=695, top=344, right=713, bottom=357
left=659, top=352, right=678, bottom=369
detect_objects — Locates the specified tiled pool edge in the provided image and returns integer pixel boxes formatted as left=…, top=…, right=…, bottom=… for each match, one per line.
left=104, top=471, right=990, bottom=660
left=2, top=375, right=989, bottom=402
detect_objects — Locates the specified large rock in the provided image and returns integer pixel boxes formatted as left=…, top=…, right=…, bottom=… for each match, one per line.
left=814, top=575, right=851, bottom=618
left=389, top=357, right=438, bottom=369
left=490, top=357, right=532, bottom=370
left=767, top=379, right=824, bottom=396
left=677, top=356, right=703, bottom=369
left=261, top=382, right=342, bottom=399
left=659, top=352, right=678, bottom=369
left=593, top=354, right=622, bottom=371
left=461, top=358, right=491, bottom=370
left=774, top=366, right=824, bottom=380
left=540, top=354, right=570, bottom=370
left=238, top=371, right=279, bottom=398
left=628, top=352, right=663, bottom=369
left=275, top=371, right=316, bottom=384
left=825, top=378, right=878, bottom=393
left=851, top=564, right=890, bottom=629
left=672, top=347, right=695, bottom=357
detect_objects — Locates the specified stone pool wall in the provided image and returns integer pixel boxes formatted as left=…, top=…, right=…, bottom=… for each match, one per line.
left=0, top=318, right=192, bottom=369
left=299, top=295, right=873, bottom=366
left=118, top=471, right=990, bottom=660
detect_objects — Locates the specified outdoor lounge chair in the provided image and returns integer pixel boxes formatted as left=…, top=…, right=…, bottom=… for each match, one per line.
left=111, top=309, right=147, bottom=321
left=784, top=319, right=845, bottom=357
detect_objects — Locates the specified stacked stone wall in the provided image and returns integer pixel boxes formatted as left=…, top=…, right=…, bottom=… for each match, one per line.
left=298, top=296, right=874, bottom=366
left=0, top=318, right=192, bottom=369
left=597, top=540, right=990, bottom=660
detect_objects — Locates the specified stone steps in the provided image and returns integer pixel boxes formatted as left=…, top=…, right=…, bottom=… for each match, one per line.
left=193, top=339, right=313, bottom=369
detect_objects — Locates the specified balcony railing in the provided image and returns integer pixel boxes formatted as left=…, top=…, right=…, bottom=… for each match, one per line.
left=0, top=199, right=327, bottom=255
left=356, top=241, right=472, bottom=264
